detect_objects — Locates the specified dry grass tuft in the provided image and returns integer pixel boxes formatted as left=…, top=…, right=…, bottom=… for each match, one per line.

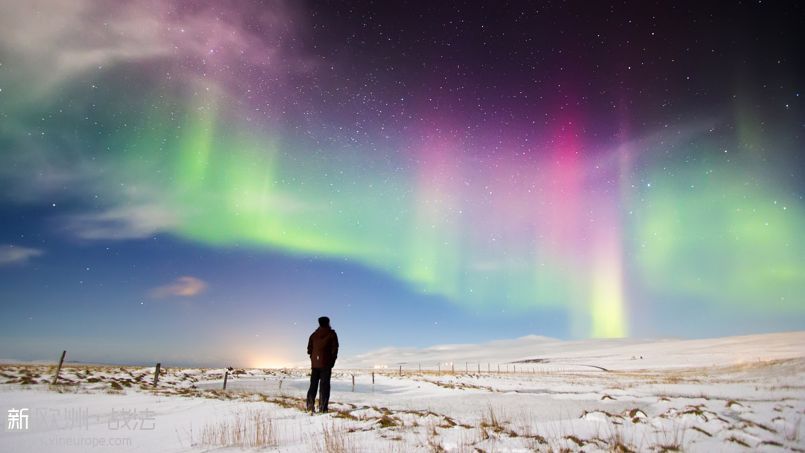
left=652, top=419, right=688, bottom=452
left=724, top=435, right=750, bottom=447
left=320, top=422, right=351, bottom=453
left=480, top=406, right=505, bottom=434
left=424, top=420, right=445, bottom=452
left=334, top=410, right=358, bottom=420
left=377, top=414, right=399, bottom=428
left=690, top=425, right=712, bottom=437
left=564, top=434, right=585, bottom=447
left=600, top=421, right=639, bottom=453
left=198, top=409, right=276, bottom=448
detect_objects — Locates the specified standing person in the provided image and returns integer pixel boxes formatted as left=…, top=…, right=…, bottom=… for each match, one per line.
left=306, top=316, right=339, bottom=413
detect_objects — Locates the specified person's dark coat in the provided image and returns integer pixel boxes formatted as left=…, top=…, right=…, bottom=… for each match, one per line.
left=307, top=326, right=339, bottom=368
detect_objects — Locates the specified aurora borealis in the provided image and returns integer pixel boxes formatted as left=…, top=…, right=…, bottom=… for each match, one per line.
left=0, top=0, right=803, bottom=366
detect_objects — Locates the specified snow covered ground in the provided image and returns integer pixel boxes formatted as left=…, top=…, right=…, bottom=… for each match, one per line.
left=1, top=331, right=804, bottom=452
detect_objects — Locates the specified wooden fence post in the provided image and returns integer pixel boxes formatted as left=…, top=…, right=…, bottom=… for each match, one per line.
left=399, top=365, right=402, bottom=376
left=52, top=350, right=66, bottom=385
left=153, top=362, right=161, bottom=387
left=351, top=374, right=355, bottom=391
left=372, top=372, right=375, bottom=385
left=223, top=371, right=229, bottom=390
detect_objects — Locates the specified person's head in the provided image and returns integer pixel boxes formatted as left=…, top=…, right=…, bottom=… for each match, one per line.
left=318, top=316, right=330, bottom=328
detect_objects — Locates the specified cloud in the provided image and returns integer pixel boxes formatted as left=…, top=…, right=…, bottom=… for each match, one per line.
left=0, top=0, right=311, bottom=97
left=0, top=245, right=44, bottom=265
left=65, top=203, right=180, bottom=240
left=0, top=0, right=170, bottom=93
left=151, top=276, right=207, bottom=298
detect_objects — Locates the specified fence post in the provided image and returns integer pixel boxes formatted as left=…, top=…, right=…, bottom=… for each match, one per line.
left=351, top=374, right=355, bottom=391
left=223, top=371, right=229, bottom=390
left=451, top=363, right=454, bottom=374
left=153, top=362, right=161, bottom=387
left=477, top=363, right=480, bottom=373
left=372, top=372, right=375, bottom=385
left=399, top=365, right=402, bottom=376
left=52, top=350, right=66, bottom=385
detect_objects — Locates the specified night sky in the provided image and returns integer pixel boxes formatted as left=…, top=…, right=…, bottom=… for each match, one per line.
left=0, top=1, right=803, bottom=367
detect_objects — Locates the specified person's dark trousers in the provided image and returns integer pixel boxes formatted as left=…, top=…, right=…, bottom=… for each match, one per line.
left=306, top=367, right=332, bottom=412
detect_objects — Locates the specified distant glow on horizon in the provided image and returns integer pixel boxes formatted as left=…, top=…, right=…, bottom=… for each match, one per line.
left=249, top=357, right=290, bottom=369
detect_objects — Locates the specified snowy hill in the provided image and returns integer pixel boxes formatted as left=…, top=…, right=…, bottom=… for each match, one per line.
left=339, top=330, right=805, bottom=371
